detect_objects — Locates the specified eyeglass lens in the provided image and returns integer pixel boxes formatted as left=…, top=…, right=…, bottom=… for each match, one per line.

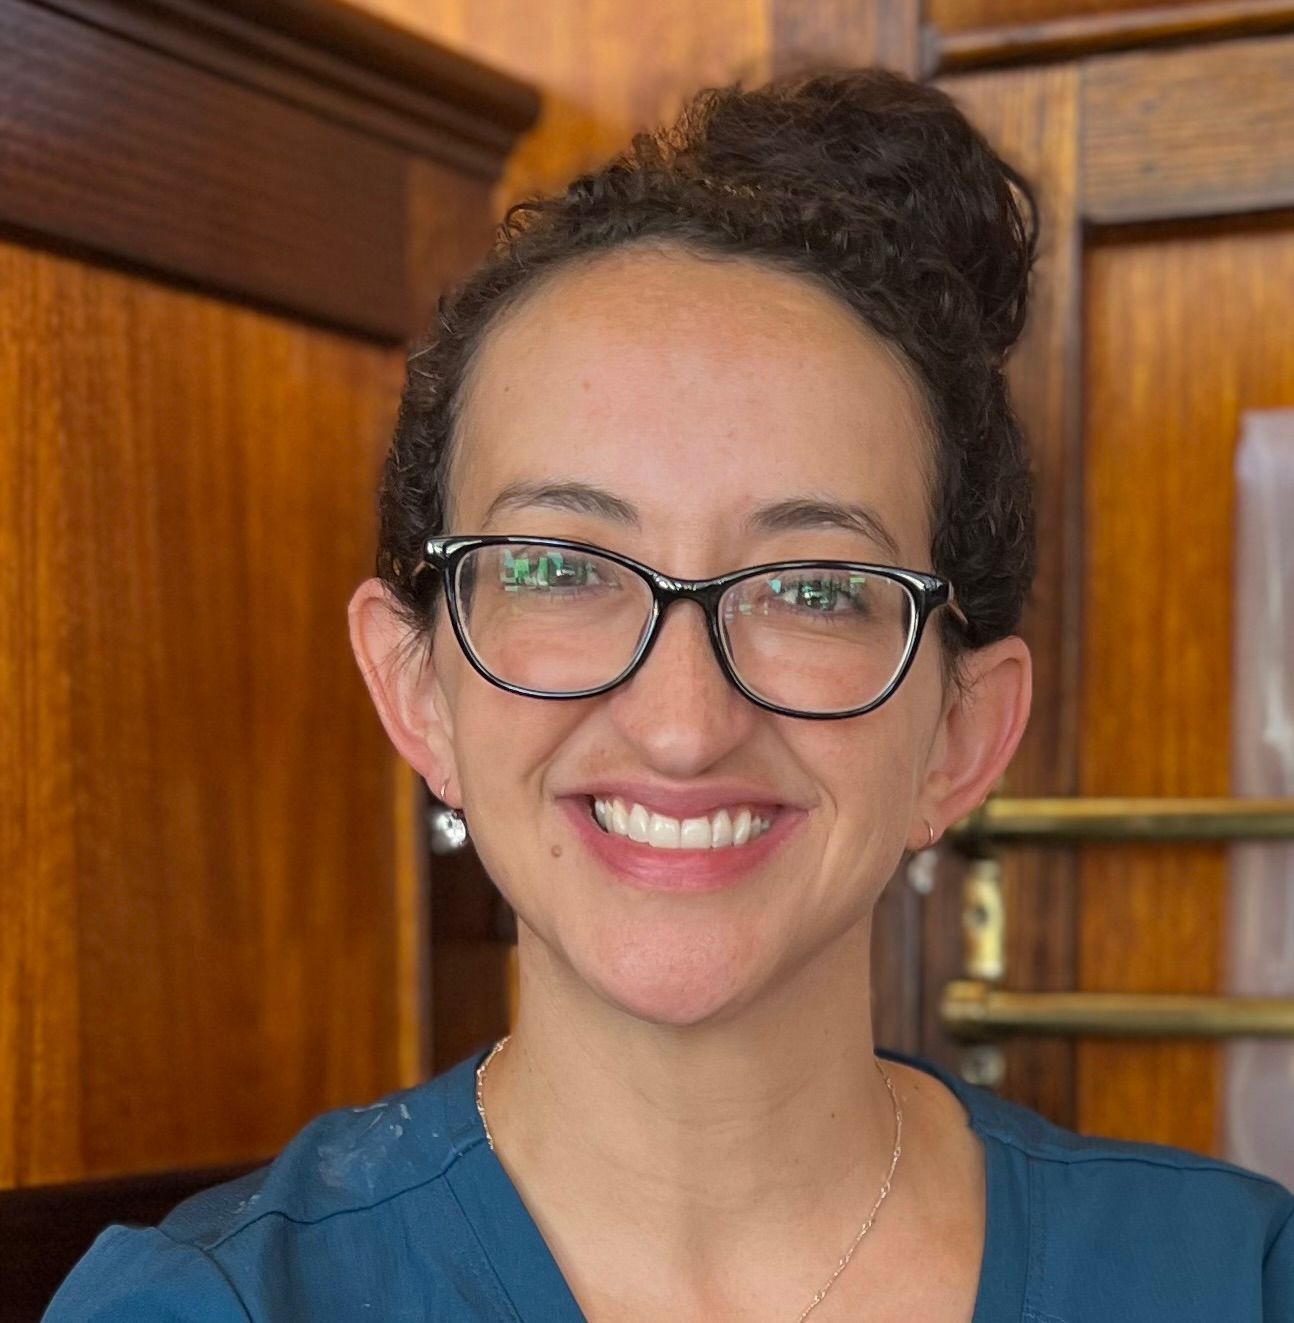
left=453, top=542, right=917, bottom=716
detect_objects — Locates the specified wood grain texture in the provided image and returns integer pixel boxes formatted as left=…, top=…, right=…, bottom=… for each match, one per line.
left=773, top=0, right=921, bottom=76
left=929, top=0, right=1223, bottom=32
left=1, top=0, right=407, bottom=341
left=342, top=0, right=772, bottom=205
left=0, top=239, right=416, bottom=1186
left=928, top=65, right=1085, bottom=1125
left=928, top=0, right=1294, bottom=75
left=1080, top=216, right=1294, bottom=1149
left=406, top=157, right=497, bottom=341
left=39, top=0, right=539, bottom=167
left=1082, top=33, right=1294, bottom=223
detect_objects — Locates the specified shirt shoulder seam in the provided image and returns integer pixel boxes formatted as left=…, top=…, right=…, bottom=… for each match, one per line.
left=1263, top=1195, right=1294, bottom=1268
left=200, top=1131, right=488, bottom=1252
left=975, top=1122, right=1293, bottom=1191
left=149, top=1226, right=256, bottom=1319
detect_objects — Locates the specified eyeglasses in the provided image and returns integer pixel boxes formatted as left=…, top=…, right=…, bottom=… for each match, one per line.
left=413, top=535, right=969, bottom=720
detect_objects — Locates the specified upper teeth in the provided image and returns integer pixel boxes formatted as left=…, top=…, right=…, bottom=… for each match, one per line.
left=592, top=798, right=773, bottom=849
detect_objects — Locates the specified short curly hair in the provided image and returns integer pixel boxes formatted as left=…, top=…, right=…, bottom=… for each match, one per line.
left=377, top=66, right=1039, bottom=692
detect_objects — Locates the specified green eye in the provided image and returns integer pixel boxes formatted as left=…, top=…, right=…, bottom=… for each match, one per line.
left=500, top=549, right=603, bottom=590
left=768, top=573, right=870, bottom=612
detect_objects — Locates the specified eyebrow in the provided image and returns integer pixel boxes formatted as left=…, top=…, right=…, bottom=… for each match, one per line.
left=479, top=479, right=903, bottom=562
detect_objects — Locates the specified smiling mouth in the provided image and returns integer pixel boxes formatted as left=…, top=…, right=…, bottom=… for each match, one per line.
left=587, top=795, right=775, bottom=850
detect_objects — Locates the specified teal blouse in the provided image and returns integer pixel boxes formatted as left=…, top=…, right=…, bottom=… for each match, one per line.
left=44, top=1045, right=1294, bottom=1321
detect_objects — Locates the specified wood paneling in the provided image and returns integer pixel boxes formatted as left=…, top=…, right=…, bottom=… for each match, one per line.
left=0, top=239, right=413, bottom=1186
left=343, top=0, right=772, bottom=202
left=927, top=0, right=1294, bottom=75
left=929, top=65, right=1085, bottom=1123
left=1082, top=33, right=1294, bottom=223
left=39, top=0, right=538, bottom=169
left=0, top=1, right=534, bottom=342
left=1081, top=216, right=1294, bottom=1148
left=772, top=0, right=921, bottom=76
left=928, top=0, right=1226, bottom=33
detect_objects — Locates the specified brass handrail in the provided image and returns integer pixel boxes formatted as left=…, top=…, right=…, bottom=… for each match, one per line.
left=950, top=797, right=1294, bottom=847
left=941, top=979, right=1294, bottom=1040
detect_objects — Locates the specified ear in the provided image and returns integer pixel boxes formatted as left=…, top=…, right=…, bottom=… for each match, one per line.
left=347, top=578, right=460, bottom=804
left=913, top=635, right=1033, bottom=848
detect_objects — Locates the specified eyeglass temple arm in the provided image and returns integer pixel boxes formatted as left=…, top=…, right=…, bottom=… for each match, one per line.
left=944, top=584, right=971, bottom=633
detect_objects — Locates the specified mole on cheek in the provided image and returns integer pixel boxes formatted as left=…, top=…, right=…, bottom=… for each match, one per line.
left=550, top=844, right=562, bottom=859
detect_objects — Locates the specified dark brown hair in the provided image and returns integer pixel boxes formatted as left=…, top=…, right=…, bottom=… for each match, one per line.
left=376, top=67, right=1039, bottom=689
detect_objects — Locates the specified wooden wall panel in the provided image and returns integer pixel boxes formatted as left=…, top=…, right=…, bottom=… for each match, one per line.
left=931, top=65, right=1085, bottom=1123
left=772, top=0, right=920, bottom=76
left=345, top=0, right=771, bottom=199
left=0, top=239, right=414, bottom=1186
left=1082, top=33, right=1294, bottom=223
left=1080, top=216, right=1294, bottom=1149
left=927, top=0, right=1221, bottom=33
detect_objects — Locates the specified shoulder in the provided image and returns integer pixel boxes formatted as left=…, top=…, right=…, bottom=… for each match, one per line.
left=889, top=1045, right=1294, bottom=1233
left=43, top=1225, right=252, bottom=1322
left=44, top=1055, right=492, bottom=1321
left=882, top=1047, right=1294, bottom=1319
left=970, top=1076, right=1294, bottom=1318
left=975, top=1077, right=1293, bottom=1228
left=162, top=1057, right=477, bottom=1250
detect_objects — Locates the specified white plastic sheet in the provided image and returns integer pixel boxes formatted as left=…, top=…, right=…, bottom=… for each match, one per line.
left=1224, top=409, right=1294, bottom=1187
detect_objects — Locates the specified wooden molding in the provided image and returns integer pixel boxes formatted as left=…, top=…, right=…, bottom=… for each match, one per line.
left=924, top=0, right=1294, bottom=77
left=1082, top=33, right=1294, bottom=223
left=38, top=0, right=540, bottom=173
left=0, top=0, right=538, bottom=340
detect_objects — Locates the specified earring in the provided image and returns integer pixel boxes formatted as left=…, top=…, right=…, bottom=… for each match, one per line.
left=925, top=819, right=936, bottom=849
left=429, top=777, right=469, bottom=855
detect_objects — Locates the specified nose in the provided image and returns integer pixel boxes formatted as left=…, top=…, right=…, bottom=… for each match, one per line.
left=605, top=597, right=760, bottom=777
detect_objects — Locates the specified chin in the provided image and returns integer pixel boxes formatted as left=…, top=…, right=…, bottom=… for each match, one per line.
left=567, top=919, right=768, bottom=1028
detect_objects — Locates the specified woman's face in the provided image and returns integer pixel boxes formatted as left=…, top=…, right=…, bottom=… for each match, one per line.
left=416, top=247, right=964, bottom=1026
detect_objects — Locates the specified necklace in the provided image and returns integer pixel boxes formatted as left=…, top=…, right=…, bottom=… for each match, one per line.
left=474, top=1034, right=903, bottom=1321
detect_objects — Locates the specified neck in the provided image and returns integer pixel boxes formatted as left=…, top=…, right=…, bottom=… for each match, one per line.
left=483, top=917, right=899, bottom=1255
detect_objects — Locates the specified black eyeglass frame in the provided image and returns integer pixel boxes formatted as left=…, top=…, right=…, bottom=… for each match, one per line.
left=414, top=534, right=970, bottom=721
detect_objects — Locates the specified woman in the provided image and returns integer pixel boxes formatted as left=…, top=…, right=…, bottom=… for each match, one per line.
left=48, top=67, right=1292, bottom=1322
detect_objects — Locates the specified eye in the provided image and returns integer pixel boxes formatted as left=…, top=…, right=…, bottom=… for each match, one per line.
left=765, top=571, right=870, bottom=614
left=500, top=548, right=606, bottom=591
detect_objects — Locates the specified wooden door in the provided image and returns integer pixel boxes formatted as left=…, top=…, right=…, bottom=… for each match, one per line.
left=919, top=20, right=1294, bottom=1149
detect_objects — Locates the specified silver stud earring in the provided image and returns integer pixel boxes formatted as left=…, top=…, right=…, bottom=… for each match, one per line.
left=429, top=777, right=469, bottom=854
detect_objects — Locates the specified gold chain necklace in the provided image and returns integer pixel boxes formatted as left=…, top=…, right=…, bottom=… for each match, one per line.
left=475, top=1035, right=903, bottom=1321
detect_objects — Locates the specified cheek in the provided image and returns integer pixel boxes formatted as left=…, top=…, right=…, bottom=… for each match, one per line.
left=792, top=713, right=921, bottom=882
left=447, top=681, right=583, bottom=875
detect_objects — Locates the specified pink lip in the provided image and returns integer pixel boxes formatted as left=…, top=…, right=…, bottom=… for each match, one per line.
left=558, top=796, right=804, bottom=893
left=563, top=779, right=792, bottom=819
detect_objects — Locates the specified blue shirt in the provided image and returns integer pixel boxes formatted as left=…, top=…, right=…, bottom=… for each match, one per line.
left=44, top=1045, right=1294, bottom=1321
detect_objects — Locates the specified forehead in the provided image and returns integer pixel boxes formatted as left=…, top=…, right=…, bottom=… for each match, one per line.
left=451, top=247, right=934, bottom=562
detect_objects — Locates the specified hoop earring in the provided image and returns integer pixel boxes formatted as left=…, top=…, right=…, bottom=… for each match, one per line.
left=429, top=777, right=469, bottom=855
left=925, top=819, right=936, bottom=850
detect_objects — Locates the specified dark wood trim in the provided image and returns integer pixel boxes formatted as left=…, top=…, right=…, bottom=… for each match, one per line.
left=37, top=0, right=540, bottom=174
left=923, top=0, right=1294, bottom=77
left=0, top=1162, right=263, bottom=1322
left=1081, top=32, right=1294, bottom=224
left=930, top=63, right=1086, bottom=1124
left=0, top=1, right=536, bottom=341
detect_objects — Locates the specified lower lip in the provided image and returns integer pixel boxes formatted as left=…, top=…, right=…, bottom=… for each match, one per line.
left=559, top=797, right=803, bottom=893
